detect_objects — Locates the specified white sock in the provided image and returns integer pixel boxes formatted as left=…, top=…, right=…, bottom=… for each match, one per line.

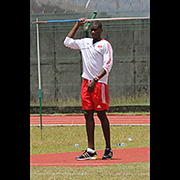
left=87, top=148, right=95, bottom=153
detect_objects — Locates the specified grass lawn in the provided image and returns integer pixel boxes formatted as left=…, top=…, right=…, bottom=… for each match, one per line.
left=30, top=125, right=150, bottom=179
left=30, top=95, right=150, bottom=107
left=30, top=162, right=150, bottom=180
left=30, top=126, right=150, bottom=155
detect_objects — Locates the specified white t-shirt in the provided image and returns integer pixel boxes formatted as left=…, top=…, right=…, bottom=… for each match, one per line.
left=64, top=36, right=113, bottom=84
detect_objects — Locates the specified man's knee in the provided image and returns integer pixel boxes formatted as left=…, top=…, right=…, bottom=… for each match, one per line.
left=84, top=110, right=94, bottom=119
left=97, top=110, right=107, bottom=120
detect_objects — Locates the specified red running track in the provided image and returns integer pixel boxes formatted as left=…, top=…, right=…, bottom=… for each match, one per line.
left=30, top=114, right=150, bottom=126
left=30, top=147, right=150, bottom=167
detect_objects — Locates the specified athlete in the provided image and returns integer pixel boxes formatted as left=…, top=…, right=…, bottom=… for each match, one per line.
left=64, top=18, right=113, bottom=160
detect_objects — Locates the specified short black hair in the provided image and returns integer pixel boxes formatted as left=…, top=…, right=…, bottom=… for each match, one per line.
left=91, top=20, right=102, bottom=29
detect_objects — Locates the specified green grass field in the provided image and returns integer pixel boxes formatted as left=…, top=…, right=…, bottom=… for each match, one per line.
left=30, top=125, right=150, bottom=179
left=30, top=95, right=150, bottom=107
left=30, top=126, right=150, bottom=154
left=30, top=162, right=150, bottom=180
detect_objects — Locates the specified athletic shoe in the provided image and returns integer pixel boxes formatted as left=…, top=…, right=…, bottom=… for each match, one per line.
left=102, top=149, right=113, bottom=159
left=75, top=150, right=98, bottom=160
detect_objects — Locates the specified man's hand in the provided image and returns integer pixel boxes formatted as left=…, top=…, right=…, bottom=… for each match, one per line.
left=87, top=79, right=96, bottom=93
left=76, top=17, right=87, bottom=26
left=67, top=17, right=87, bottom=38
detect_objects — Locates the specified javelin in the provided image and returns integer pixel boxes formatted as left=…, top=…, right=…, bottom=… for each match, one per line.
left=32, top=17, right=149, bottom=24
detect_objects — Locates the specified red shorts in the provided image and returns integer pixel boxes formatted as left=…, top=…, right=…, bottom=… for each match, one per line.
left=81, top=79, right=109, bottom=111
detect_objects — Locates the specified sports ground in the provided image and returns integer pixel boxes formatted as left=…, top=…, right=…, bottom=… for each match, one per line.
left=30, top=114, right=150, bottom=179
left=30, top=114, right=150, bottom=126
left=31, top=146, right=149, bottom=167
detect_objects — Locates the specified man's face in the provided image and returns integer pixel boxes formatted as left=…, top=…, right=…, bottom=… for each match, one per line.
left=90, top=24, right=103, bottom=40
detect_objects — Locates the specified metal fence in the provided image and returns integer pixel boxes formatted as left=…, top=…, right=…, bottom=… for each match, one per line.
left=30, top=0, right=150, bottom=16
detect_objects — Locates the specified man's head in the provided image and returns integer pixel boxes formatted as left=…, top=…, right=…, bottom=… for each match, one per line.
left=90, top=21, right=103, bottom=40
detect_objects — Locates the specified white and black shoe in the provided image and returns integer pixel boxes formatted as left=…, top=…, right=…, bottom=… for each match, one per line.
left=76, top=150, right=98, bottom=160
left=102, top=149, right=113, bottom=159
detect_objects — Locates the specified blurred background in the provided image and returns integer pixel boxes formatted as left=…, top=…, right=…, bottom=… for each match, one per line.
left=30, top=0, right=150, bottom=107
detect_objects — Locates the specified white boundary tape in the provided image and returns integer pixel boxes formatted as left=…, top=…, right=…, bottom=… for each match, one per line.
left=30, top=124, right=150, bottom=127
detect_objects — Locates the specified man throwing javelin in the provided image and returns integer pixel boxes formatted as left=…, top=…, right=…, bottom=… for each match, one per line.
left=64, top=18, right=113, bottom=160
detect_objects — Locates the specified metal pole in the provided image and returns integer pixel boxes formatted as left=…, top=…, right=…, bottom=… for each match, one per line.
left=36, top=18, right=43, bottom=140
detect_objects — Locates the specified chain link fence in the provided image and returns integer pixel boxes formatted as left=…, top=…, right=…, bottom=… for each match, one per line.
left=30, top=0, right=150, bottom=106
left=30, top=0, right=150, bottom=17
left=30, top=12, right=150, bottom=106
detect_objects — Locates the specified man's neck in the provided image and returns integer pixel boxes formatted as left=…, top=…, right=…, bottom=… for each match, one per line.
left=93, top=37, right=102, bottom=44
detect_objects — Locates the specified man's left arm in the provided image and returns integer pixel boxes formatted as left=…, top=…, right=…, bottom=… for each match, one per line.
left=87, top=69, right=106, bottom=93
left=87, top=42, right=113, bottom=93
